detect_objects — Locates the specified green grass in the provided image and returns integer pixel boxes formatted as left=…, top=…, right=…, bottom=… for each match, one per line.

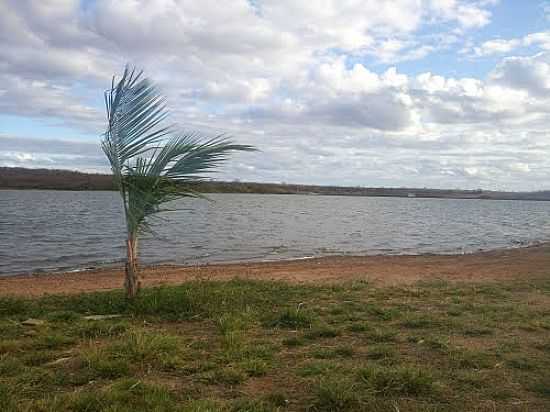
left=0, top=277, right=549, bottom=411
left=357, top=365, right=435, bottom=397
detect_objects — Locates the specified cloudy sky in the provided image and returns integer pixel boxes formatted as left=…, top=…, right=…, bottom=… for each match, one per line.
left=1, top=0, right=550, bottom=190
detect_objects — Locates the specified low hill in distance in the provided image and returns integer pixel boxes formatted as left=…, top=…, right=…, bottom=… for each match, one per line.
left=2, top=166, right=550, bottom=201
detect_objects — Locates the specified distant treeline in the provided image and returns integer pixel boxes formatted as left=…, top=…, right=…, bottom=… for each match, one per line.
left=2, top=167, right=550, bottom=201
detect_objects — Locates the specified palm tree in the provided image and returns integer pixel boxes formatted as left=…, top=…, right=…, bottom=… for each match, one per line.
left=102, top=66, right=256, bottom=298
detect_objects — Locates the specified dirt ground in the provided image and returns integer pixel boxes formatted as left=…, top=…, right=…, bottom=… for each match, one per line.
left=2, top=244, right=550, bottom=297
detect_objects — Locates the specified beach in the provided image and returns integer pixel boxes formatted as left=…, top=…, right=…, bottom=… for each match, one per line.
left=2, top=243, right=549, bottom=297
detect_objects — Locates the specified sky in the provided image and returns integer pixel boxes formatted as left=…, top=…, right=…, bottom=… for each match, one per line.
left=1, top=0, right=550, bottom=190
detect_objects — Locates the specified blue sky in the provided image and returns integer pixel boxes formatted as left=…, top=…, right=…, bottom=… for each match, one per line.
left=1, top=0, right=550, bottom=190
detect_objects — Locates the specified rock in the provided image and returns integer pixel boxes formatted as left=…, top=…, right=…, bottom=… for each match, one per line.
left=22, top=318, right=45, bottom=326
left=83, top=314, right=122, bottom=321
left=45, top=357, right=72, bottom=366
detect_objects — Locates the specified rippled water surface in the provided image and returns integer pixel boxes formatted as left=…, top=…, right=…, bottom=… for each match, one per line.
left=2, top=190, right=550, bottom=275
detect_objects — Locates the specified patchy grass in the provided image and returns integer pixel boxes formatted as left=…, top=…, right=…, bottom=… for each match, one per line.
left=357, top=365, right=436, bottom=397
left=0, top=277, right=549, bottom=411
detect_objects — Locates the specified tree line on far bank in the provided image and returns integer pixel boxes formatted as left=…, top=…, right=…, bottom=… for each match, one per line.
left=4, top=166, right=550, bottom=202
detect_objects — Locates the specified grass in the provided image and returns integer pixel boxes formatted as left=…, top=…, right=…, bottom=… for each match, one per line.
left=0, top=277, right=550, bottom=411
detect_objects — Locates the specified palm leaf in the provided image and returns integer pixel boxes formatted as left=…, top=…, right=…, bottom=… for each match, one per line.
left=102, top=65, right=256, bottom=236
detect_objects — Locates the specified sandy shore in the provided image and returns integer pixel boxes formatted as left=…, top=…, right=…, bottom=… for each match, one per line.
left=1, top=244, right=550, bottom=297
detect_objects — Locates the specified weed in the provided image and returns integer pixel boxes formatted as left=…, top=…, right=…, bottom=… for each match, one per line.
left=264, top=307, right=314, bottom=329
left=310, top=378, right=361, bottom=411
left=401, top=314, right=440, bottom=329
left=366, top=344, right=396, bottom=362
left=358, top=365, right=435, bottom=397
left=282, top=336, right=305, bottom=347
left=263, top=391, right=288, bottom=407
left=45, top=310, right=80, bottom=322
left=507, top=357, right=539, bottom=371
left=0, top=355, right=24, bottom=377
left=71, top=320, right=128, bottom=339
left=182, top=399, right=223, bottom=412
left=0, top=383, right=15, bottom=411
left=231, top=399, right=279, bottom=411
left=240, top=359, right=270, bottom=377
left=347, top=322, right=371, bottom=333
left=312, top=345, right=354, bottom=359
left=449, top=349, right=495, bottom=369
left=297, top=360, right=338, bottom=377
left=530, top=378, right=550, bottom=398
left=365, top=328, right=397, bottom=343
left=365, top=304, right=400, bottom=321
left=108, top=329, right=181, bottom=364
left=83, top=349, right=131, bottom=378
left=304, top=325, right=340, bottom=340
left=462, top=326, right=494, bottom=337
left=202, top=367, right=247, bottom=385
left=30, top=334, right=76, bottom=350
left=15, top=367, right=56, bottom=396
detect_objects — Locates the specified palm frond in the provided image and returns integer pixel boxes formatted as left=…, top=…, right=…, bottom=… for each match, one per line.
left=102, top=65, right=171, bottom=180
left=102, top=65, right=257, bottom=236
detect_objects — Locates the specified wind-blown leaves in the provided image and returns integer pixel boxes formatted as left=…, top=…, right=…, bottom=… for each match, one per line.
left=101, top=65, right=256, bottom=236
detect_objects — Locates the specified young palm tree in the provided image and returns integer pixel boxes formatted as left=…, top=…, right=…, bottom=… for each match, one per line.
left=102, top=66, right=255, bottom=298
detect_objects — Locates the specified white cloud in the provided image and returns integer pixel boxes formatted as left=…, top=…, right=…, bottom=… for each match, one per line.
left=4, top=0, right=550, bottom=190
left=465, top=31, right=550, bottom=57
left=490, top=53, right=550, bottom=97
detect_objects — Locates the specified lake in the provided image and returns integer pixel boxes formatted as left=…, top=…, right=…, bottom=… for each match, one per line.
left=2, top=190, right=550, bottom=275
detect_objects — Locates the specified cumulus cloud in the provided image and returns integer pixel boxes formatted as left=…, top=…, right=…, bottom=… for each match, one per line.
left=490, top=53, right=550, bottom=97
left=2, top=0, right=550, bottom=190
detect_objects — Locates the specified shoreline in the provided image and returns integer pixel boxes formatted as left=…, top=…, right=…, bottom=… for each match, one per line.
left=1, top=242, right=550, bottom=297
left=4, top=239, right=546, bottom=279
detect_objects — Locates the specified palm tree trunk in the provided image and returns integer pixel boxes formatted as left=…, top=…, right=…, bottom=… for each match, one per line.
left=124, top=234, right=140, bottom=298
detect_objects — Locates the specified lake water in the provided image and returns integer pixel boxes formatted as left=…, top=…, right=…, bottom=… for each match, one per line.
left=2, top=190, right=550, bottom=275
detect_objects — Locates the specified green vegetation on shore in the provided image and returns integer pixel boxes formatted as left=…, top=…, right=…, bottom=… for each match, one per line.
left=1, top=277, right=549, bottom=411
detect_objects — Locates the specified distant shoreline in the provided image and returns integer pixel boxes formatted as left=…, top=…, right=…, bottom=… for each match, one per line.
left=3, top=166, right=550, bottom=201
left=1, top=242, right=549, bottom=297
